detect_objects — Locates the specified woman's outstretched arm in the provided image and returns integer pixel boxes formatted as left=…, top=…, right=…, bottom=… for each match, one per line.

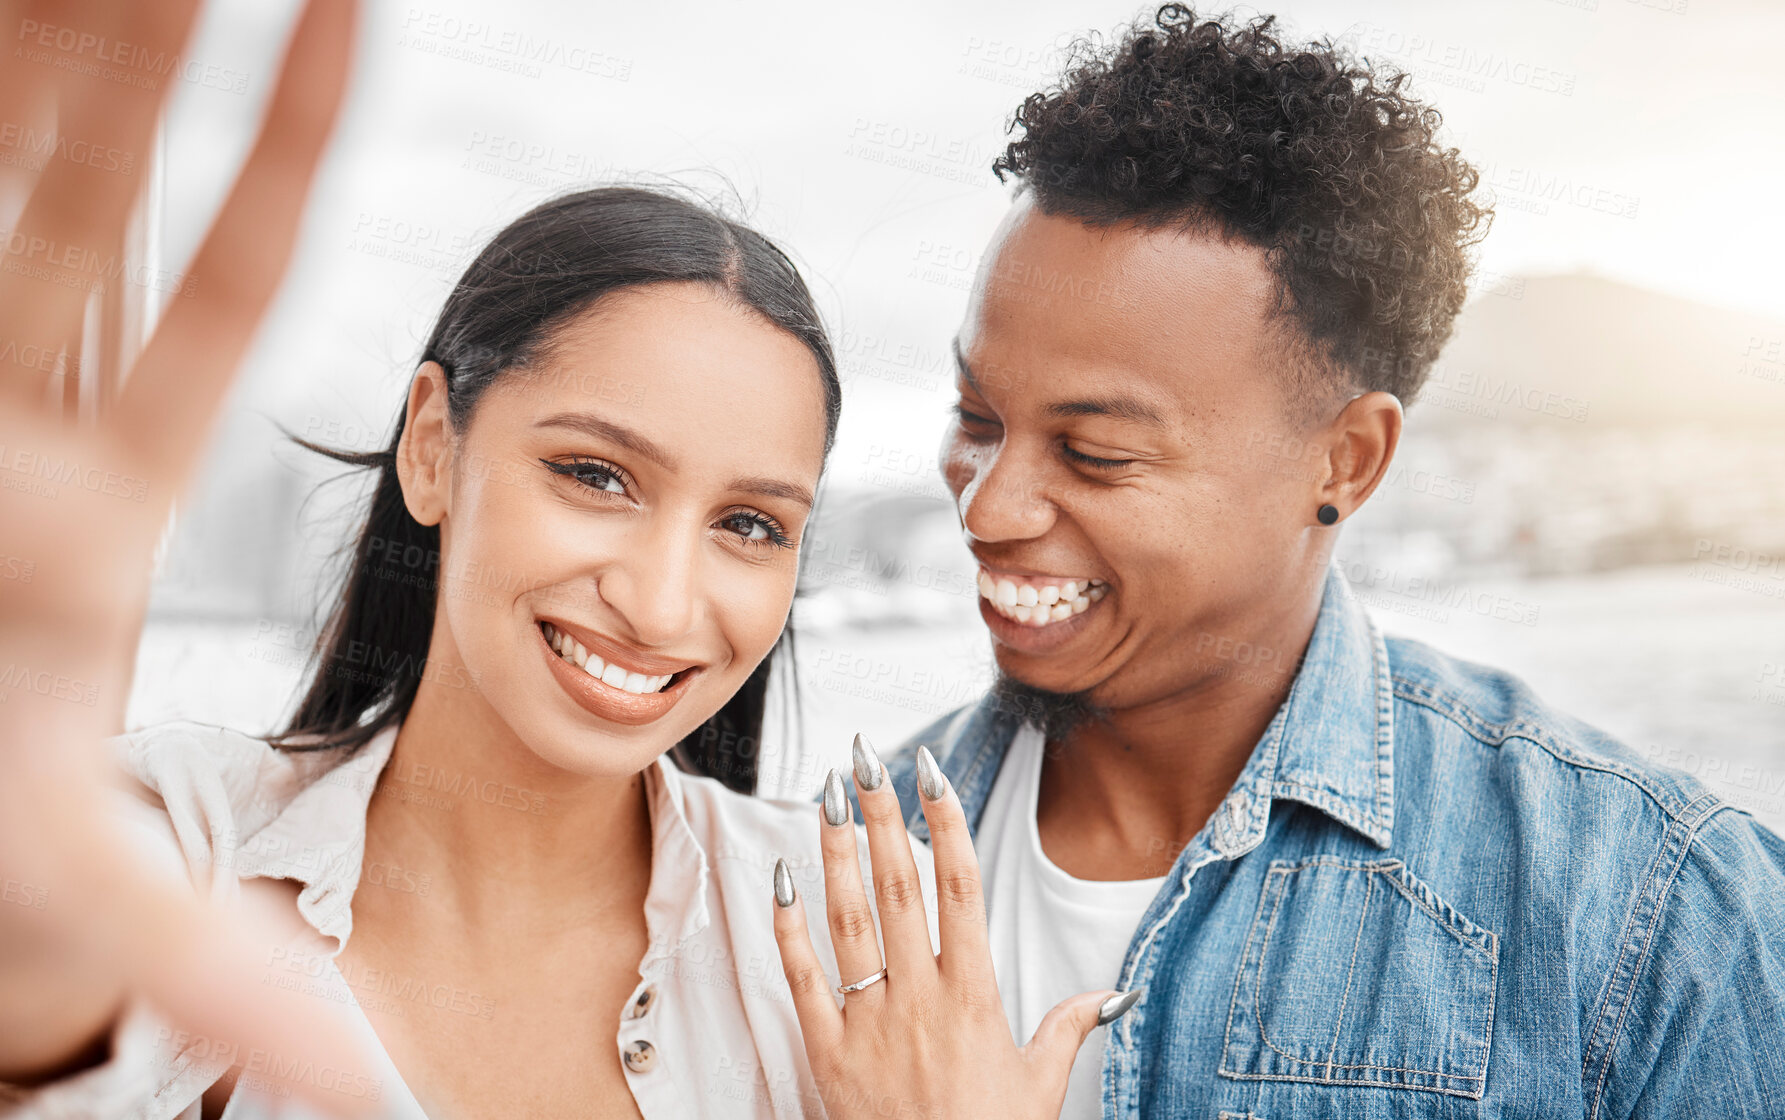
left=0, top=1, right=375, bottom=1112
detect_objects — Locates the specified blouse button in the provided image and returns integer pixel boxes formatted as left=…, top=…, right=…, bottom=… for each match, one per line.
left=623, top=1039, right=657, bottom=1073
left=627, top=984, right=657, bottom=1019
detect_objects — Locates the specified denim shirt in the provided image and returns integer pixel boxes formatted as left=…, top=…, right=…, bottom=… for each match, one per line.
left=870, top=559, right=1785, bottom=1119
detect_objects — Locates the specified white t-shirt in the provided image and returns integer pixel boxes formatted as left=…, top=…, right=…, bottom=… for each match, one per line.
left=977, top=723, right=1168, bottom=1120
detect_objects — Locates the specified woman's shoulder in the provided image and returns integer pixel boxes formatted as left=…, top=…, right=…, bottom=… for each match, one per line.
left=112, top=719, right=335, bottom=814
left=667, top=759, right=838, bottom=853
left=664, top=757, right=936, bottom=904
left=105, top=720, right=368, bottom=888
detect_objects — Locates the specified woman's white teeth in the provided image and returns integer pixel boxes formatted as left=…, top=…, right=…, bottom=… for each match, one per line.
left=541, top=623, right=674, bottom=694
left=976, top=571, right=1107, bottom=627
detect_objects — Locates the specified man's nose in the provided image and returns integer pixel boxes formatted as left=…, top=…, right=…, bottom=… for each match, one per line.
left=955, top=444, right=1055, bottom=544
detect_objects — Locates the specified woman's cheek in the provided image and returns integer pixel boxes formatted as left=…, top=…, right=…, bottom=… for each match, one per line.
left=716, top=562, right=800, bottom=671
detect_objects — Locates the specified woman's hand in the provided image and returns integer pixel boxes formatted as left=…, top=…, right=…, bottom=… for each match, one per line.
left=0, top=1, right=378, bottom=1112
left=772, top=735, right=1143, bottom=1119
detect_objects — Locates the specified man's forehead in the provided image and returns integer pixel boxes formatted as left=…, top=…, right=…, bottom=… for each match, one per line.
left=957, top=212, right=1291, bottom=428
left=980, top=201, right=1276, bottom=305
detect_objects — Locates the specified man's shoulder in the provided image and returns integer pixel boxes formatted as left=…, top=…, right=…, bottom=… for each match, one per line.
left=1382, top=633, right=1739, bottom=829
left=887, top=706, right=974, bottom=769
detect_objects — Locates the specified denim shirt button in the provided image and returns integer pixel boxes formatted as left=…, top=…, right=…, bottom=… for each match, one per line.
left=1214, top=791, right=1251, bottom=855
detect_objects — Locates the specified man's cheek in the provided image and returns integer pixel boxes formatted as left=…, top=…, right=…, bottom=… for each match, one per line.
left=938, top=434, right=977, bottom=498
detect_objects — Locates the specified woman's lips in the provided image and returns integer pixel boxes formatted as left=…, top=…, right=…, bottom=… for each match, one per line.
left=535, top=620, right=699, bottom=727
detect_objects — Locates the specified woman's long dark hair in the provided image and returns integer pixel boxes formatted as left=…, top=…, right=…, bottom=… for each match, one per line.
left=270, top=186, right=840, bottom=794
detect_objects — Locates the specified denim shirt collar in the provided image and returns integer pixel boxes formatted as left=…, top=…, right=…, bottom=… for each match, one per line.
left=1260, top=557, right=1396, bottom=847
left=922, top=558, right=1395, bottom=850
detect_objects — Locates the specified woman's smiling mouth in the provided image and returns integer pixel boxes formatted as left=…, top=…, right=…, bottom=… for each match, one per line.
left=536, top=617, right=701, bottom=725
left=544, top=621, right=678, bottom=693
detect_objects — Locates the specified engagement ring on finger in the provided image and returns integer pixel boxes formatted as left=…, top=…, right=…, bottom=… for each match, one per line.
left=837, top=967, right=887, bottom=994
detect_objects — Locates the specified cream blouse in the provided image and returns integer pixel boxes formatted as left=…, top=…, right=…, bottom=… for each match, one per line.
left=5, top=721, right=931, bottom=1119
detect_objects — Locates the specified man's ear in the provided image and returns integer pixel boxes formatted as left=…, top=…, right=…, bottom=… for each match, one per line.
left=395, top=361, right=452, bottom=528
left=1316, top=390, right=1403, bottom=519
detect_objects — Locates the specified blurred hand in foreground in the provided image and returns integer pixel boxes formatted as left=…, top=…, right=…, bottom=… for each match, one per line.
left=0, top=1, right=382, bottom=1113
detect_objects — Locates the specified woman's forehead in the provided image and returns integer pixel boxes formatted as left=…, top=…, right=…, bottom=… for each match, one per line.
left=483, top=287, right=830, bottom=481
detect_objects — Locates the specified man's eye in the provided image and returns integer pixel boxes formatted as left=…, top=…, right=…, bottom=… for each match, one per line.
left=1063, top=445, right=1134, bottom=471
left=952, top=402, right=996, bottom=427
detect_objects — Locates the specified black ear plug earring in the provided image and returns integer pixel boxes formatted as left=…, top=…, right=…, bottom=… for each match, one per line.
left=1317, top=504, right=1339, bottom=525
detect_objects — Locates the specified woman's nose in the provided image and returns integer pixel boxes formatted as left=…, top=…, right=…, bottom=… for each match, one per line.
left=597, top=528, right=700, bottom=647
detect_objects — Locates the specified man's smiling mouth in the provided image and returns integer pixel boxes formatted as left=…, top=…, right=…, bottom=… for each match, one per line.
left=976, top=568, right=1108, bottom=628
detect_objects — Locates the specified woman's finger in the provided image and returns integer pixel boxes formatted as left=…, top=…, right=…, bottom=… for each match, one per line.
left=909, top=743, right=995, bottom=995
left=818, top=768, right=887, bottom=1012
left=1018, top=988, right=1143, bottom=1105
left=111, top=0, right=357, bottom=488
left=850, top=734, right=940, bottom=987
left=770, top=857, right=845, bottom=1061
left=0, top=0, right=203, bottom=406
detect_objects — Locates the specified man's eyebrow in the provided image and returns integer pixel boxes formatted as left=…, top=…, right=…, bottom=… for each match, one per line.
left=535, top=412, right=674, bottom=469
left=728, top=476, right=815, bottom=508
left=954, top=337, right=1166, bottom=428
left=1045, top=396, right=1167, bottom=427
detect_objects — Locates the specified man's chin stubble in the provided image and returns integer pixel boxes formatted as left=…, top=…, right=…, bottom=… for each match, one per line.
left=989, top=672, right=1111, bottom=741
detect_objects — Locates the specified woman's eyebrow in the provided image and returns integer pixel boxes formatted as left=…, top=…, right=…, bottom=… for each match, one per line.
left=730, top=476, right=815, bottom=508
left=536, top=412, right=675, bottom=469
left=537, top=412, right=811, bottom=507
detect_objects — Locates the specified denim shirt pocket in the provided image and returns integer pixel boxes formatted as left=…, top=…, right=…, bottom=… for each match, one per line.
left=1219, top=856, right=1498, bottom=1100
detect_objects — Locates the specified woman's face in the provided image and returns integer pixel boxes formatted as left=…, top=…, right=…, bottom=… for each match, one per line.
left=399, top=281, right=829, bottom=780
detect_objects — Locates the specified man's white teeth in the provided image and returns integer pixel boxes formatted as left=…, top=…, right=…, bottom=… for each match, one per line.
left=976, top=571, right=1107, bottom=627
left=540, top=623, right=673, bottom=694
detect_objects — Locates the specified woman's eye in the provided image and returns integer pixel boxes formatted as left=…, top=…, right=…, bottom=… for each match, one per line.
left=541, top=458, right=629, bottom=495
left=719, top=511, right=793, bottom=548
left=577, top=466, right=626, bottom=493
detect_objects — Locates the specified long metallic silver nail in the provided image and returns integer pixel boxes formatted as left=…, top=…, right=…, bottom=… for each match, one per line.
left=852, top=732, right=884, bottom=791
left=1096, top=987, right=1145, bottom=1026
left=774, top=858, right=797, bottom=907
left=915, top=745, right=946, bottom=801
left=823, top=768, right=851, bottom=826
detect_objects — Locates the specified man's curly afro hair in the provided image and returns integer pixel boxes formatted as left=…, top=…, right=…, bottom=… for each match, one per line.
left=993, top=4, right=1491, bottom=413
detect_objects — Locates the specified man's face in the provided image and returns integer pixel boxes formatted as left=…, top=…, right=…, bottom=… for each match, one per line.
left=942, top=197, right=1336, bottom=710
